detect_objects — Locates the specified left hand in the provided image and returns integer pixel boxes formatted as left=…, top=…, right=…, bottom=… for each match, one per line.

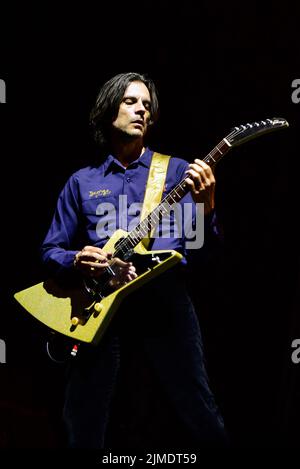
left=185, top=159, right=216, bottom=215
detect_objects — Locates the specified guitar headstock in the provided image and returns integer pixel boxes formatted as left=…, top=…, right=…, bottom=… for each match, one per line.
left=226, top=117, right=289, bottom=147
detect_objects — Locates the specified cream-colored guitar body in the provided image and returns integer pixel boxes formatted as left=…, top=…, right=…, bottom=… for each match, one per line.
left=14, top=229, right=182, bottom=346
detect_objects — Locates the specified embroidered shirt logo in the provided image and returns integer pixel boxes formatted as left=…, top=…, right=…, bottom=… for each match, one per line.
left=89, top=189, right=112, bottom=198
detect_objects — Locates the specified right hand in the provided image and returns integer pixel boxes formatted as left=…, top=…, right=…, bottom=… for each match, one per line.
left=74, top=245, right=137, bottom=287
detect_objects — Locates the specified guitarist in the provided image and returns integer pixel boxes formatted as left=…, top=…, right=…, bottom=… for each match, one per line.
left=41, top=72, right=228, bottom=448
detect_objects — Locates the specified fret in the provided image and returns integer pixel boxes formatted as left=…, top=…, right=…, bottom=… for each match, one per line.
left=203, top=139, right=231, bottom=166
left=168, top=193, right=177, bottom=204
left=206, top=153, right=216, bottom=163
left=150, top=211, right=160, bottom=223
left=158, top=201, right=171, bottom=217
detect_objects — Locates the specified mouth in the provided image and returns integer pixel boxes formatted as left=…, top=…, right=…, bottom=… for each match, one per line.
left=132, top=120, right=144, bottom=127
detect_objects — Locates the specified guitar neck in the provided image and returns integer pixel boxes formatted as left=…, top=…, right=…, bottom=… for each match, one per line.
left=113, top=117, right=289, bottom=257
left=113, top=138, right=231, bottom=257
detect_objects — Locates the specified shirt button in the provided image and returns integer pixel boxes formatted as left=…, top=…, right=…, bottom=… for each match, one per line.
left=126, top=177, right=131, bottom=182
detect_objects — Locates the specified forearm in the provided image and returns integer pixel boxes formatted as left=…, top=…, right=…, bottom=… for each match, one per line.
left=40, top=244, right=81, bottom=284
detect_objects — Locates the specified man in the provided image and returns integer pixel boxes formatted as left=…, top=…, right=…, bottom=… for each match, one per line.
left=41, top=72, right=227, bottom=448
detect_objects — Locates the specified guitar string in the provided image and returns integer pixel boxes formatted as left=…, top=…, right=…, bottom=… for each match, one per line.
left=91, top=119, right=277, bottom=287
left=112, top=118, right=284, bottom=258
left=90, top=136, right=232, bottom=286
left=111, top=135, right=233, bottom=255
left=113, top=118, right=269, bottom=256
left=92, top=126, right=246, bottom=283
left=107, top=120, right=277, bottom=264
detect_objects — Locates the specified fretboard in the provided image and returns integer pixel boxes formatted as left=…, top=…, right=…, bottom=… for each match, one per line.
left=114, top=138, right=231, bottom=258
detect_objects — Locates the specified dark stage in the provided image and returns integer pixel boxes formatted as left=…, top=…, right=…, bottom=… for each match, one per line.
left=1, top=2, right=300, bottom=451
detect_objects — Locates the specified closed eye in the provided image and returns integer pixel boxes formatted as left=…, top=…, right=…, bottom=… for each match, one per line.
left=123, top=97, right=151, bottom=111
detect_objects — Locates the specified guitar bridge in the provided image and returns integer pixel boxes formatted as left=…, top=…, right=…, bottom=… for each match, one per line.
left=151, top=255, right=162, bottom=264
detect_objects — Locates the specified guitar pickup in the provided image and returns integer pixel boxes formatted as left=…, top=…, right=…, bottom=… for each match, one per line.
left=122, top=249, right=135, bottom=261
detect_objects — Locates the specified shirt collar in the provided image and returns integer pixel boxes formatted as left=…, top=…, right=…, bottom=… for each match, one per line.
left=103, top=147, right=153, bottom=175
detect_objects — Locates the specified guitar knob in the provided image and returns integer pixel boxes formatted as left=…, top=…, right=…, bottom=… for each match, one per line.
left=71, top=317, right=82, bottom=326
left=94, top=302, right=103, bottom=313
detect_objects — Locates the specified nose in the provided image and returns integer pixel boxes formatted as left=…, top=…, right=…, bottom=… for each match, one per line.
left=135, top=98, right=147, bottom=116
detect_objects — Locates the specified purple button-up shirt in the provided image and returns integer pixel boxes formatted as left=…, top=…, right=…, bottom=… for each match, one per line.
left=41, top=148, right=217, bottom=275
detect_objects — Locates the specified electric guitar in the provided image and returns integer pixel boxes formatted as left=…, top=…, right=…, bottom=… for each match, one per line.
left=14, top=117, right=289, bottom=347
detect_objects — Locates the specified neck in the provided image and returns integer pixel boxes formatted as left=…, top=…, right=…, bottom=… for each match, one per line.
left=111, top=139, right=145, bottom=168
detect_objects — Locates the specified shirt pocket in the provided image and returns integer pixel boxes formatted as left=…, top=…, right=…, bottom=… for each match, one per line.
left=81, top=196, right=117, bottom=232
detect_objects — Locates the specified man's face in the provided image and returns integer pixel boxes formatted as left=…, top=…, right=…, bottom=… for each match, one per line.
left=112, top=81, right=151, bottom=139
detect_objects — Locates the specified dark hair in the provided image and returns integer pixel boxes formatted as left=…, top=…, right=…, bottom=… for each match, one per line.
left=89, top=72, right=159, bottom=150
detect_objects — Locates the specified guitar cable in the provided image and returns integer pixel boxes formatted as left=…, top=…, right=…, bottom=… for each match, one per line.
left=46, top=338, right=81, bottom=363
left=46, top=339, right=68, bottom=364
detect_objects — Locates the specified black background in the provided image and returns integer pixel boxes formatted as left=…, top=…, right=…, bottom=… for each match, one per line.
left=0, top=1, right=300, bottom=450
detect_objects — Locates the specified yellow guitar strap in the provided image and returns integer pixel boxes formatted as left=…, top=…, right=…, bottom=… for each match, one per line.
left=140, top=151, right=171, bottom=248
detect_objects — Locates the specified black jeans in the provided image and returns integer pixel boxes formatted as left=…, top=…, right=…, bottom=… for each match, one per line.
left=63, top=269, right=227, bottom=448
